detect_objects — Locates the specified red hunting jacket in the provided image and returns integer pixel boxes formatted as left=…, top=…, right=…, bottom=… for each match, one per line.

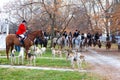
left=16, top=23, right=26, bottom=35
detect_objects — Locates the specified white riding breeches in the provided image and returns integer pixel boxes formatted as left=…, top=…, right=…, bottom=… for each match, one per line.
left=19, top=34, right=25, bottom=38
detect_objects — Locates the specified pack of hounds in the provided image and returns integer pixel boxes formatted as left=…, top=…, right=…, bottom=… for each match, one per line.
left=10, top=46, right=46, bottom=66
left=10, top=46, right=86, bottom=69
left=51, top=47, right=85, bottom=69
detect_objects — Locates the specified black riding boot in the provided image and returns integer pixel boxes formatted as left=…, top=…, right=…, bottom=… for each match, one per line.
left=20, top=38, right=24, bottom=45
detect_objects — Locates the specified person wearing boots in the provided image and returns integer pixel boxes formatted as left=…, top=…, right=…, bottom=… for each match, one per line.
left=16, top=20, right=27, bottom=45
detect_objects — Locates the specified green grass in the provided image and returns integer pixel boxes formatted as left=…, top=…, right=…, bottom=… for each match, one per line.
left=0, top=50, right=6, bottom=56
left=0, top=45, right=92, bottom=69
left=36, top=58, right=70, bottom=67
left=0, top=68, right=103, bottom=80
left=0, top=56, right=88, bottom=69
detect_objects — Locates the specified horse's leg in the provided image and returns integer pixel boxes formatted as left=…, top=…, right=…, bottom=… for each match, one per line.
left=11, top=45, right=14, bottom=52
left=53, top=43, right=56, bottom=48
left=69, top=41, right=71, bottom=48
left=6, top=45, right=10, bottom=60
left=58, top=44, right=59, bottom=49
left=36, top=44, right=38, bottom=47
left=25, top=47, right=29, bottom=59
left=60, top=45, right=63, bottom=49
left=25, top=50, right=28, bottom=59
left=70, top=40, right=72, bottom=48
left=41, top=43, right=42, bottom=48
left=80, top=42, right=82, bottom=51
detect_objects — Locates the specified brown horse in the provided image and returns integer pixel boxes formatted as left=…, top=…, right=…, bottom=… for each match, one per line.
left=106, top=40, right=111, bottom=50
left=6, top=30, right=44, bottom=59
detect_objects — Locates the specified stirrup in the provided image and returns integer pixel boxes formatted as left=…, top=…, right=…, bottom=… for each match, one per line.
left=20, top=39, right=24, bottom=45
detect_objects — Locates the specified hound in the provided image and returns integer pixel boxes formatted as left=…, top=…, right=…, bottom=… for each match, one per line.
left=72, top=50, right=85, bottom=63
left=51, top=47, right=62, bottom=58
left=18, top=47, right=24, bottom=64
left=28, top=50, right=36, bottom=66
left=34, top=47, right=43, bottom=57
left=10, top=49, right=16, bottom=64
left=66, top=51, right=85, bottom=69
left=41, top=47, right=46, bottom=54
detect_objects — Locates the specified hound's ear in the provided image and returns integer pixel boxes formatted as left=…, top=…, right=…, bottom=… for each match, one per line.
left=68, top=53, right=69, bottom=55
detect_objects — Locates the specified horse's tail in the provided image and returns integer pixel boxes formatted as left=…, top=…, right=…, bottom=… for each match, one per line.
left=5, top=36, right=9, bottom=50
left=5, top=36, right=10, bottom=59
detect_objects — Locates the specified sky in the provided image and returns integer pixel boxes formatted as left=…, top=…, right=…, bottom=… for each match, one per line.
left=0, top=0, right=12, bottom=21
left=0, top=0, right=11, bottom=10
left=0, top=0, right=8, bottom=8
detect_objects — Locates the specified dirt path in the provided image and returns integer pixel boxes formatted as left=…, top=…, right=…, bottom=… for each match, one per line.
left=0, top=64, right=88, bottom=72
left=85, top=48, right=120, bottom=80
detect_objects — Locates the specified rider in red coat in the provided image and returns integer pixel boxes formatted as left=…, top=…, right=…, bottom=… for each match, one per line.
left=16, top=20, right=27, bottom=45
left=16, top=23, right=26, bottom=35
left=16, top=20, right=26, bottom=36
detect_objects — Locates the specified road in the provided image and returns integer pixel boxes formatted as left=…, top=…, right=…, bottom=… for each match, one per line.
left=85, top=48, right=120, bottom=80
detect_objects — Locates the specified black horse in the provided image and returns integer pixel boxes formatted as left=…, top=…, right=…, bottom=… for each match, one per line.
left=34, top=37, right=48, bottom=47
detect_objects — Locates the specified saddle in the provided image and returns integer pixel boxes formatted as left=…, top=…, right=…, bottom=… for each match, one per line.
left=16, top=34, right=27, bottom=45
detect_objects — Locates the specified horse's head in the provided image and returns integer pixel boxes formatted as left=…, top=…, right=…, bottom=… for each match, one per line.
left=27, top=30, right=44, bottom=41
left=38, top=30, right=44, bottom=39
left=36, top=30, right=44, bottom=38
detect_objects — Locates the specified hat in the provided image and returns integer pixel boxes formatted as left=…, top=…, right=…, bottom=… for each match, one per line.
left=22, top=20, right=27, bottom=23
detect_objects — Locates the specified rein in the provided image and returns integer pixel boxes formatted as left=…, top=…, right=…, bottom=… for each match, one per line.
left=23, top=31, right=38, bottom=45
left=27, top=37, right=34, bottom=43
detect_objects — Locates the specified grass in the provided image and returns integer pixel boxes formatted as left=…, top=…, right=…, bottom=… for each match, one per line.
left=0, top=47, right=88, bottom=68
left=0, top=50, right=6, bottom=56
left=0, top=68, right=104, bottom=80
left=0, top=55, right=87, bottom=69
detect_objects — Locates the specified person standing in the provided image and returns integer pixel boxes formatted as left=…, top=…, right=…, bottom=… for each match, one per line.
left=16, top=20, right=27, bottom=45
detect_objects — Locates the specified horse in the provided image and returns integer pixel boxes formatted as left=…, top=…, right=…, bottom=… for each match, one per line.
left=72, top=35, right=82, bottom=50
left=68, top=36, right=73, bottom=48
left=34, top=37, right=48, bottom=48
left=91, top=38, right=102, bottom=48
left=6, top=30, right=44, bottom=60
left=80, top=37, right=88, bottom=51
left=106, top=40, right=111, bottom=50
left=52, top=36, right=65, bottom=49
left=87, top=38, right=93, bottom=47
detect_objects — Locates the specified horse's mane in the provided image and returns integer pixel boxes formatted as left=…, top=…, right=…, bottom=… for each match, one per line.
left=28, top=30, right=42, bottom=36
